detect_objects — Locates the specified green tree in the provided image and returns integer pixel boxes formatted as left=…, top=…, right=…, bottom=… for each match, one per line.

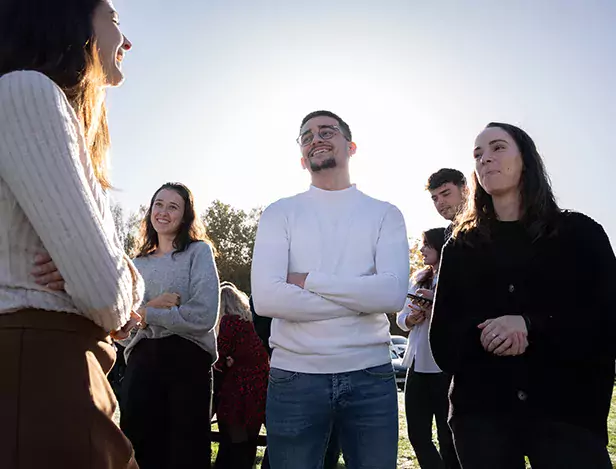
left=203, top=200, right=262, bottom=294
left=110, top=201, right=147, bottom=257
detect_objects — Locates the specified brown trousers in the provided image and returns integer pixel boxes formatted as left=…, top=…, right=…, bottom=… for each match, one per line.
left=0, top=310, right=138, bottom=469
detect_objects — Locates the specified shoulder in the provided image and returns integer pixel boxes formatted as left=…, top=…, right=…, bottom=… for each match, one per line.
left=356, top=191, right=406, bottom=225
left=558, top=210, right=601, bottom=230
left=186, top=240, right=215, bottom=263
left=0, top=71, right=74, bottom=134
left=557, top=210, right=609, bottom=244
left=0, top=70, right=67, bottom=106
left=259, top=193, right=306, bottom=225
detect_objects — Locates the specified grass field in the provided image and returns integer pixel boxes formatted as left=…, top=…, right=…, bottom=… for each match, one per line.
left=115, top=387, right=616, bottom=468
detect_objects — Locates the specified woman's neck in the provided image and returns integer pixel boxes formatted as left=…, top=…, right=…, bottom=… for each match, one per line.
left=492, top=191, right=522, bottom=221
left=155, top=235, right=175, bottom=255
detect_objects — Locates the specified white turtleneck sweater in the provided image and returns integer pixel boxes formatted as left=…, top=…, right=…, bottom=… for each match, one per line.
left=0, top=70, right=143, bottom=331
left=251, top=184, right=410, bottom=373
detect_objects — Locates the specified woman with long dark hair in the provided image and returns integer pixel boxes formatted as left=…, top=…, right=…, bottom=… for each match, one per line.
left=0, top=1, right=143, bottom=467
left=120, top=182, right=220, bottom=468
left=430, top=123, right=616, bottom=468
left=397, top=228, right=459, bottom=469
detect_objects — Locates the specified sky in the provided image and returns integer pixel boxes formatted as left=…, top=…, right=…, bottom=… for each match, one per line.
left=107, top=0, right=616, bottom=242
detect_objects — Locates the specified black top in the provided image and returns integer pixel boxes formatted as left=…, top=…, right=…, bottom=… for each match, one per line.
left=430, top=211, right=616, bottom=443
left=249, top=295, right=272, bottom=357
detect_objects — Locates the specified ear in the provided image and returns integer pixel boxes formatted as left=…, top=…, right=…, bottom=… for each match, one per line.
left=300, top=157, right=307, bottom=170
left=349, top=141, right=357, bottom=156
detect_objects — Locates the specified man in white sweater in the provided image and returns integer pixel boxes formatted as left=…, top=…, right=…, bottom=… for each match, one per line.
left=251, top=110, right=410, bottom=469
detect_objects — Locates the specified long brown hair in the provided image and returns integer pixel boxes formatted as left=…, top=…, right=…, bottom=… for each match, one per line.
left=0, top=0, right=112, bottom=188
left=454, top=122, right=560, bottom=245
left=137, top=183, right=213, bottom=258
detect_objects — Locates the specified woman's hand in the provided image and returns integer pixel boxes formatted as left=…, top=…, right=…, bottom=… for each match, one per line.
left=137, top=293, right=180, bottom=329
left=110, top=311, right=142, bottom=340
left=405, top=306, right=426, bottom=328
left=415, top=288, right=434, bottom=301
left=32, top=251, right=65, bottom=291
left=146, top=293, right=180, bottom=309
left=478, top=315, right=529, bottom=356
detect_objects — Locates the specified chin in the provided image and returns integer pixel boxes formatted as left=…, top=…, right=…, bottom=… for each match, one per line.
left=104, top=67, right=125, bottom=87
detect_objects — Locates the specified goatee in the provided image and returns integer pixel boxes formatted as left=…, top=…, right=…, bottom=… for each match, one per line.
left=310, top=157, right=337, bottom=173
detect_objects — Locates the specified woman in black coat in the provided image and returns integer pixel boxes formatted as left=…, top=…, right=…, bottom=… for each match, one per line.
left=430, top=122, right=616, bottom=469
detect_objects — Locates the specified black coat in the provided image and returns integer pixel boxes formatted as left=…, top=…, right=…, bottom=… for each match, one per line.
left=430, top=211, right=616, bottom=443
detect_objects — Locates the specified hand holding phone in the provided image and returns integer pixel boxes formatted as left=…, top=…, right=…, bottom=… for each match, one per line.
left=407, top=292, right=433, bottom=309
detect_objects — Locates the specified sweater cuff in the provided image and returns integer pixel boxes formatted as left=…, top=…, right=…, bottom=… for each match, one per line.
left=145, top=306, right=170, bottom=327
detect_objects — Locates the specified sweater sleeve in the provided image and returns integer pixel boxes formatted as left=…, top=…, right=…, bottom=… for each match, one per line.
left=429, top=243, right=485, bottom=374
left=396, top=281, right=417, bottom=332
left=0, top=71, right=143, bottom=332
left=251, top=202, right=362, bottom=321
left=303, top=205, right=410, bottom=314
left=146, top=242, right=220, bottom=335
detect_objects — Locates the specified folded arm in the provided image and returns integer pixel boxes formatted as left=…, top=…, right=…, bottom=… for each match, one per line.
left=304, top=205, right=410, bottom=314
left=251, top=204, right=361, bottom=321
left=0, top=71, right=143, bottom=331
left=146, top=242, right=220, bottom=335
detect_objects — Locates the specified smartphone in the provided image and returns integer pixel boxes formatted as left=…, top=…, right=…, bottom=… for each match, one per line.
left=407, top=292, right=433, bottom=308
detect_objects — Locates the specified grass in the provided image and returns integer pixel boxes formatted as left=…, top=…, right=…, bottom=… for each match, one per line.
left=115, top=387, right=616, bottom=468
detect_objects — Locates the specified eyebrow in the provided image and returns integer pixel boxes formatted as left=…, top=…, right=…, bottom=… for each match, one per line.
left=299, top=124, right=336, bottom=136
left=474, top=139, right=508, bottom=151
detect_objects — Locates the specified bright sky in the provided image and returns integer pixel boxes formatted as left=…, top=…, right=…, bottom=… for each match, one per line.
left=108, top=0, right=616, bottom=243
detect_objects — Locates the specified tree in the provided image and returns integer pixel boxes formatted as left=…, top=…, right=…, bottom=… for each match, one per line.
left=110, top=201, right=147, bottom=257
left=388, top=238, right=425, bottom=338
left=203, top=200, right=262, bottom=294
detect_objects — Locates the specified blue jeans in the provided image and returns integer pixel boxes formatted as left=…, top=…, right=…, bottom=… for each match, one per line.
left=266, top=363, right=399, bottom=469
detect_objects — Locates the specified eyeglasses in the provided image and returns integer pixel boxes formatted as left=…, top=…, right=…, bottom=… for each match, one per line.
left=296, top=125, right=349, bottom=147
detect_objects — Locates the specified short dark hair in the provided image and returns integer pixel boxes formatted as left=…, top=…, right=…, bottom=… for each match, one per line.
left=300, top=110, right=352, bottom=141
left=426, top=168, right=466, bottom=191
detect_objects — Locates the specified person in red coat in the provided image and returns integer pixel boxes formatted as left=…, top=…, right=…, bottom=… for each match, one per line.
left=214, top=283, right=270, bottom=469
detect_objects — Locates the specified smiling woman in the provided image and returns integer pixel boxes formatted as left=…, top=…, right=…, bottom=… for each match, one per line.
left=120, top=182, right=220, bottom=468
left=430, top=122, right=616, bottom=468
left=0, top=0, right=142, bottom=467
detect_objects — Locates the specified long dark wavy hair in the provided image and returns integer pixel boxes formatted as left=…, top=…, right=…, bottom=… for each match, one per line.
left=136, top=183, right=212, bottom=258
left=0, top=0, right=112, bottom=188
left=454, top=122, right=561, bottom=245
left=416, top=227, right=446, bottom=289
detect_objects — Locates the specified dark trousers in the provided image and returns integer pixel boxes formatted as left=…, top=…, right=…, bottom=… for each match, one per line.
left=214, top=422, right=260, bottom=469
left=404, top=366, right=460, bottom=469
left=121, top=335, right=213, bottom=469
left=450, top=414, right=612, bottom=469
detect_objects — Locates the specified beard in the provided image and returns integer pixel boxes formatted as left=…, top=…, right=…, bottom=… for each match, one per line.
left=310, top=156, right=337, bottom=173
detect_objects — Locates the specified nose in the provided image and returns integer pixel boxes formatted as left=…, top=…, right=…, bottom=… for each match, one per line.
left=480, top=151, right=493, bottom=165
left=122, top=35, right=132, bottom=51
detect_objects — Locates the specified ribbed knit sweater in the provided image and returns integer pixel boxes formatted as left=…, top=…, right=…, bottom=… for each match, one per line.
left=0, top=70, right=143, bottom=331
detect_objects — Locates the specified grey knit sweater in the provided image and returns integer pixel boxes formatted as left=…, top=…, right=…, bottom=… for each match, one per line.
left=123, top=241, right=220, bottom=361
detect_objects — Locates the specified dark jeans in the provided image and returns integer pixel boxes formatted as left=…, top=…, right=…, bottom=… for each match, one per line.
left=404, top=366, right=459, bottom=469
left=266, top=363, right=399, bottom=469
left=262, top=426, right=342, bottom=469
left=450, top=414, right=612, bottom=469
left=120, top=335, right=213, bottom=469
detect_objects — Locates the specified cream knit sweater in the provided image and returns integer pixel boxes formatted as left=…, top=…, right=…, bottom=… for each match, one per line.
left=0, top=70, right=143, bottom=331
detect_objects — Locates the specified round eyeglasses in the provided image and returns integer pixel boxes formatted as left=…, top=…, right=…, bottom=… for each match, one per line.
left=296, top=125, right=349, bottom=147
